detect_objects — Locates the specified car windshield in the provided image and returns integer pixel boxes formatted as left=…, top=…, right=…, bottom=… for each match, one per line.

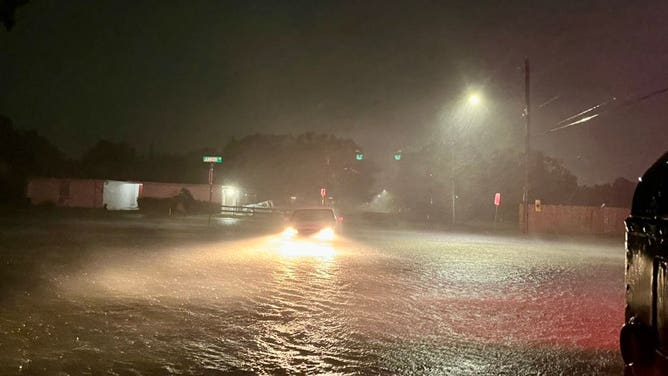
left=291, top=209, right=335, bottom=222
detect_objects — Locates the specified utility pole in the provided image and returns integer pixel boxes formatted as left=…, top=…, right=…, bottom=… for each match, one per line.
left=451, top=141, right=456, bottom=226
left=523, top=58, right=530, bottom=234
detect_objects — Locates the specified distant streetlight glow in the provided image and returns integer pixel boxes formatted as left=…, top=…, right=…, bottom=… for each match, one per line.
left=468, top=94, right=481, bottom=106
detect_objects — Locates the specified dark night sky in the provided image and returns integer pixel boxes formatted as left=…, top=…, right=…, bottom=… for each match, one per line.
left=1, top=0, right=667, bottom=185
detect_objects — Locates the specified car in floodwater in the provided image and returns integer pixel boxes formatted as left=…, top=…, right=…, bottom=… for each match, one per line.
left=621, top=151, right=668, bottom=376
left=282, top=208, right=343, bottom=241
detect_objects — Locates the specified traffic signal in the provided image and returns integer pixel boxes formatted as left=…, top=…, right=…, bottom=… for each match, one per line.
left=355, top=150, right=364, bottom=160
left=393, top=150, right=402, bottom=161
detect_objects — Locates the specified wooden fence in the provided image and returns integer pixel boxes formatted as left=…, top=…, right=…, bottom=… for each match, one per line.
left=519, top=204, right=629, bottom=235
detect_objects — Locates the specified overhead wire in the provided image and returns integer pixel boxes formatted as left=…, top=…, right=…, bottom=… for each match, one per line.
left=548, top=86, right=668, bottom=132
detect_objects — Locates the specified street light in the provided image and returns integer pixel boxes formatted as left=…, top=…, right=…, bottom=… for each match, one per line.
left=451, top=92, right=482, bottom=226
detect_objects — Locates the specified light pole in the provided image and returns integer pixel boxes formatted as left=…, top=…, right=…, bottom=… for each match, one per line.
left=523, top=58, right=530, bottom=234
left=451, top=93, right=482, bottom=226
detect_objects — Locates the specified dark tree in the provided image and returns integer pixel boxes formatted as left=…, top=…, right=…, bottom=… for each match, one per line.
left=80, top=140, right=138, bottom=180
left=0, top=115, right=68, bottom=203
left=221, top=133, right=376, bottom=207
left=0, top=0, right=28, bottom=31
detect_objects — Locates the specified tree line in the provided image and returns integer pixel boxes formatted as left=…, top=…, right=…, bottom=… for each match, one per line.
left=0, top=116, right=376, bottom=207
left=0, top=115, right=636, bottom=220
left=388, top=141, right=635, bottom=222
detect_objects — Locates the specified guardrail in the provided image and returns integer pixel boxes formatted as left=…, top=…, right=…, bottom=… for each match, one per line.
left=219, top=205, right=289, bottom=216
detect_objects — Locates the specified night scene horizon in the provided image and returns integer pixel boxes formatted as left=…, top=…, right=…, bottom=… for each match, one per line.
left=1, top=2, right=668, bottom=375
left=1, top=1, right=667, bottom=185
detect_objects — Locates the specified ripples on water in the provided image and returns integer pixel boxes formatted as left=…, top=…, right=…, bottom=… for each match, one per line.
left=0, top=230, right=623, bottom=375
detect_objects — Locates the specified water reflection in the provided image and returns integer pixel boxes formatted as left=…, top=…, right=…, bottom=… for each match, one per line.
left=57, top=234, right=343, bottom=304
left=272, top=236, right=337, bottom=260
left=14, top=228, right=622, bottom=375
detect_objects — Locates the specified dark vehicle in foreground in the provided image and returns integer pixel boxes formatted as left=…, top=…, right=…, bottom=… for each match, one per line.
left=621, top=151, right=668, bottom=375
left=282, top=208, right=343, bottom=241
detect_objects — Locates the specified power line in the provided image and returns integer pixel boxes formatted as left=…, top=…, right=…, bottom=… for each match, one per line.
left=549, top=86, right=668, bottom=132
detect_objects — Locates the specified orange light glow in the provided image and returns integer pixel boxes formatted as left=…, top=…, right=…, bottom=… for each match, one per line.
left=276, top=238, right=336, bottom=259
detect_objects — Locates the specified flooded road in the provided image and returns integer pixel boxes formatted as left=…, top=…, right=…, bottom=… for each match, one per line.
left=0, top=216, right=624, bottom=375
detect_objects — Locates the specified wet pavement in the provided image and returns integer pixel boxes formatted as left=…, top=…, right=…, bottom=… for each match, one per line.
left=0, top=215, right=624, bottom=375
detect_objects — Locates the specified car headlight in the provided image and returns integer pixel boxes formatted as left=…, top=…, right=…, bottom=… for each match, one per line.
left=314, top=227, right=335, bottom=241
left=282, top=227, right=298, bottom=238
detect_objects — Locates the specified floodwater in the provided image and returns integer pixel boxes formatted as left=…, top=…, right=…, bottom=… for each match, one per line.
left=0, top=216, right=624, bottom=375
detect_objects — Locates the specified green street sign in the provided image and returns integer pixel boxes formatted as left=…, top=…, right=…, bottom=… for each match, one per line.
left=203, top=156, right=223, bottom=163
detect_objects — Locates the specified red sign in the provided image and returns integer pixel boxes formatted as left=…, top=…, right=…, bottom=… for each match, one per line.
left=320, top=188, right=327, bottom=198
left=494, top=192, right=501, bottom=206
